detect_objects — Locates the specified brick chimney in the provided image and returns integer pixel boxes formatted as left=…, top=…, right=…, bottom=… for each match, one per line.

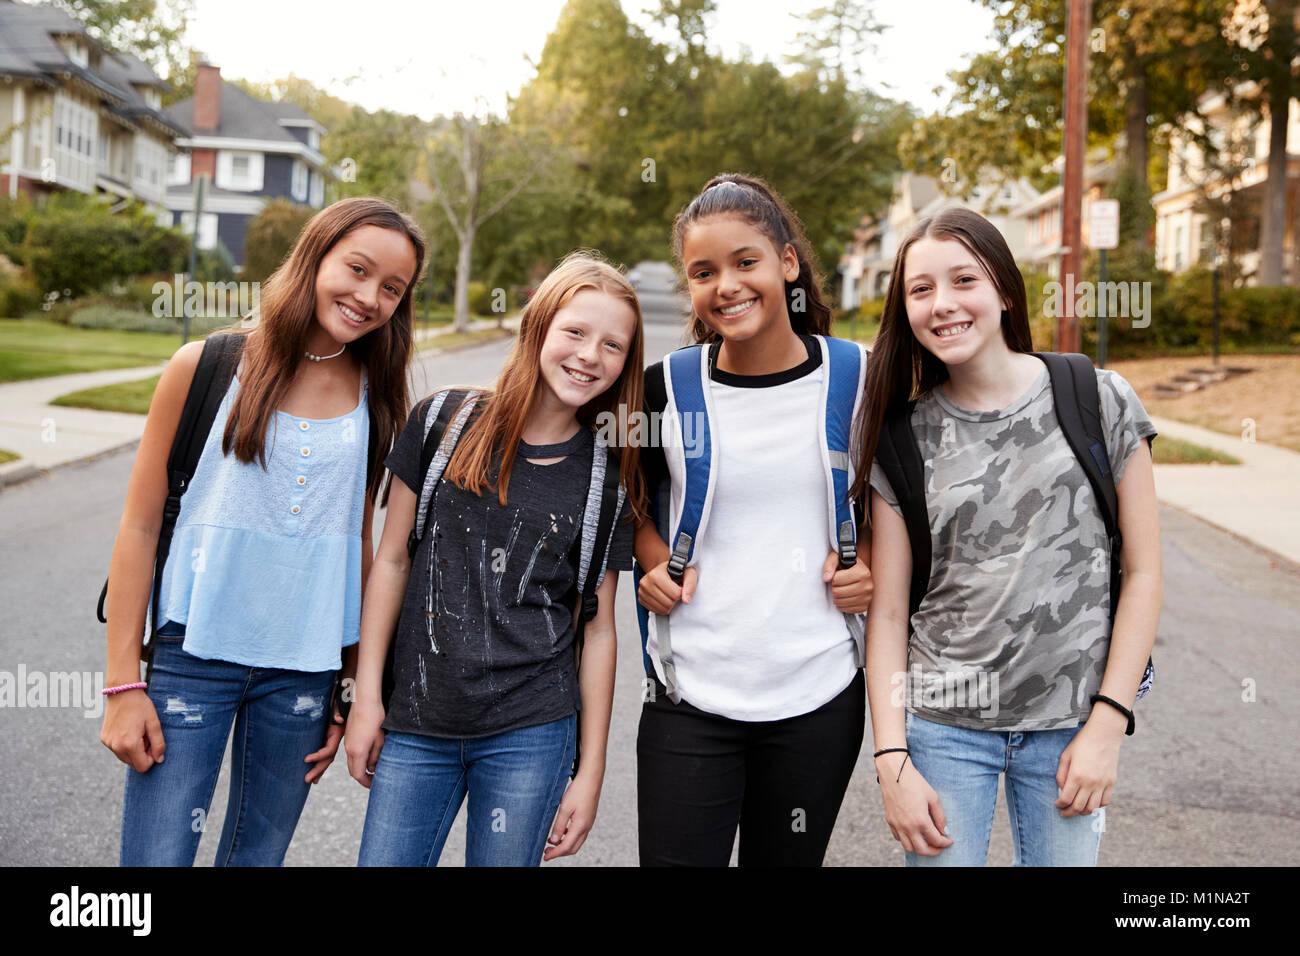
left=190, top=63, right=221, bottom=182
left=193, top=63, right=221, bottom=133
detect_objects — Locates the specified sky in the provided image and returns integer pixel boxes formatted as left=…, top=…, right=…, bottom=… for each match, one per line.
left=185, top=0, right=998, bottom=119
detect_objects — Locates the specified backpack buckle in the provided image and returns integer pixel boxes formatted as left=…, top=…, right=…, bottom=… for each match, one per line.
left=837, top=519, right=857, bottom=570
left=406, top=529, right=419, bottom=560
left=667, top=533, right=692, bottom=585
left=581, top=594, right=599, bottom=622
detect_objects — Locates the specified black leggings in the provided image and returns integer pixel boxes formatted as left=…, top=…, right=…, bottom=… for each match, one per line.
left=637, top=669, right=865, bottom=866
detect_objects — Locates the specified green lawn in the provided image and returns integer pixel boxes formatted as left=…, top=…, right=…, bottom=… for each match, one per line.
left=416, top=328, right=513, bottom=352
left=51, top=374, right=160, bottom=415
left=0, top=319, right=183, bottom=382
left=0, top=449, right=18, bottom=464
left=833, top=317, right=879, bottom=343
left=1152, top=436, right=1241, bottom=465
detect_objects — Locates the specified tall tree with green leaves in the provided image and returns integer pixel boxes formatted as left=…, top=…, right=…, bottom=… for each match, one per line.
left=1224, top=0, right=1298, bottom=285
left=52, top=0, right=195, bottom=81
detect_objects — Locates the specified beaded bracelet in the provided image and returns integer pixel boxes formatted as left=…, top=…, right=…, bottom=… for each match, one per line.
left=102, top=682, right=147, bottom=696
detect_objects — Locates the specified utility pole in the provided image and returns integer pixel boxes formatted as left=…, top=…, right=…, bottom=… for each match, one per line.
left=1059, top=0, right=1091, bottom=354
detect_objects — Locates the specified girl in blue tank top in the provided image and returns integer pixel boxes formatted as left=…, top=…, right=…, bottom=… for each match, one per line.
left=100, top=198, right=425, bottom=866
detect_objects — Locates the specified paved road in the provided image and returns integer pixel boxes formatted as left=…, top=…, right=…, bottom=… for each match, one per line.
left=3, top=316, right=1298, bottom=866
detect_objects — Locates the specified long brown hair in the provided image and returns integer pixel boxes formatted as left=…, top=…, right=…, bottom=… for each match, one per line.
left=850, top=207, right=1033, bottom=503
left=222, top=197, right=426, bottom=504
left=671, top=172, right=832, bottom=343
left=440, top=250, right=647, bottom=522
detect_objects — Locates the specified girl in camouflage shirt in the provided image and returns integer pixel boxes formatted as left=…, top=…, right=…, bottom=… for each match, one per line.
left=853, top=208, right=1161, bottom=866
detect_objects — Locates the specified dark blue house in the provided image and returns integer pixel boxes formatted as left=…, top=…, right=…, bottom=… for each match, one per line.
left=164, top=64, right=328, bottom=270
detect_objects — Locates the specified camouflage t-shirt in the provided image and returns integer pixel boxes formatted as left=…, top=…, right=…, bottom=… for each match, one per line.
left=870, top=360, right=1157, bottom=731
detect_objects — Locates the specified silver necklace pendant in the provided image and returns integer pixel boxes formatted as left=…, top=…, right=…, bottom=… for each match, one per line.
left=305, top=344, right=346, bottom=362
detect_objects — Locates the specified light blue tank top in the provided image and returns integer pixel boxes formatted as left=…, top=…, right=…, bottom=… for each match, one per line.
left=156, top=370, right=369, bottom=672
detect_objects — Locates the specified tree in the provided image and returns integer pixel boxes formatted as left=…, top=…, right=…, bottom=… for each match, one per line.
left=242, top=199, right=314, bottom=284
left=900, top=0, right=1236, bottom=246
left=52, top=0, right=196, bottom=82
left=1224, top=0, right=1298, bottom=285
left=425, top=113, right=549, bottom=332
left=785, top=0, right=885, bottom=89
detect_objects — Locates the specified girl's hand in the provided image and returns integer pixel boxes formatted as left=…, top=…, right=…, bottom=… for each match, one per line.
left=877, top=754, right=953, bottom=856
left=543, top=770, right=602, bottom=861
left=100, top=690, right=166, bottom=773
left=824, top=551, right=873, bottom=614
left=636, top=561, right=698, bottom=616
left=343, top=698, right=386, bottom=789
left=303, top=706, right=345, bottom=785
left=1055, top=707, right=1125, bottom=817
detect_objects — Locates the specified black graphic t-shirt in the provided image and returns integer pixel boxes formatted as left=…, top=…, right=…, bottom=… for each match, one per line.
left=382, top=399, right=633, bottom=738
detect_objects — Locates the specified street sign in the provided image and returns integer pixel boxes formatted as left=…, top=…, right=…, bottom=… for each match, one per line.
left=1088, top=199, right=1119, bottom=250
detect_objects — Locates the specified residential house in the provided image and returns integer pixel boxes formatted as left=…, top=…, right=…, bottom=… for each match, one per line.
left=0, top=0, right=184, bottom=212
left=164, top=64, right=328, bottom=269
left=1011, top=153, right=1116, bottom=279
left=1151, top=86, right=1299, bottom=284
left=839, top=172, right=1040, bottom=309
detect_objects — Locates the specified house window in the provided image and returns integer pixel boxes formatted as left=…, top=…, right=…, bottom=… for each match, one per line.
left=180, top=212, right=219, bottom=250
left=310, top=171, right=323, bottom=207
left=231, top=155, right=251, bottom=187
left=291, top=160, right=308, bottom=201
left=217, top=151, right=262, bottom=191
left=308, top=128, right=320, bottom=151
left=169, top=153, right=191, bottom=186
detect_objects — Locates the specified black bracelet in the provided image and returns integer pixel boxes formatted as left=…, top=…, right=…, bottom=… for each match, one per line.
left=1090, top=694, right=1135, bottom=736
left=873, top=747, right=910, bottom=783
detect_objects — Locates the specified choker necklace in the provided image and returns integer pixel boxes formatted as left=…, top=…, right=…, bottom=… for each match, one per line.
left=305, top=344, right=346, bottom=362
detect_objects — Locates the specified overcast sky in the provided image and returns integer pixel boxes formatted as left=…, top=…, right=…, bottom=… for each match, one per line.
left=186, top=0, right=997, bottom=118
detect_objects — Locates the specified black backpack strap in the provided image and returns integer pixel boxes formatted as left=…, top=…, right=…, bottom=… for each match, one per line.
left=1037, top=352, right=1118, bottom=538
left=1038, top=352, right=1155, bottom=696
left=875, top=401, right=930, bottom=624
left=98, top=333, right=243, bottom=680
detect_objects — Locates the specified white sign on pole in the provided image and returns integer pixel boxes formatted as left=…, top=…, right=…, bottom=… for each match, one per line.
left=1088, top=199, right=1120, bottom=250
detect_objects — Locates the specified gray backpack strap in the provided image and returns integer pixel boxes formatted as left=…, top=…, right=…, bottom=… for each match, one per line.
left=413, top=390, right=480, bottom=543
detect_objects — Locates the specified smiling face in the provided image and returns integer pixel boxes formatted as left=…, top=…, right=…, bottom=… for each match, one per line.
left=902, top=236, right=1010, bottom=367
left=536, top=288, right=638, bottom=414
left=312, top=224, right=417, bottom=346
left=681, top=214, right=800, bottom=347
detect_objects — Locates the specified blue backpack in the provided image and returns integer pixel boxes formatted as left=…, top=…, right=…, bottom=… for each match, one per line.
left=633, top=335, right=869, bottom=703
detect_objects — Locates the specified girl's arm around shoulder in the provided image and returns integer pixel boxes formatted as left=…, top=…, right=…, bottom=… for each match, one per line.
left=545, top=570, right=618, bottom=861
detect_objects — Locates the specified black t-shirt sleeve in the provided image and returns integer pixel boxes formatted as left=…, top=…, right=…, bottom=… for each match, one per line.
left=386, top=397, right=429, bottom=495
left=640, top=361, right=668, bottom=497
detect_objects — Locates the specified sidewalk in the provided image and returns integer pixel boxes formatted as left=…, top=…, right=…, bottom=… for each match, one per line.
left=0, top=318, right=518, bottom=487
left=1150, top=415, right=1300, bottom=566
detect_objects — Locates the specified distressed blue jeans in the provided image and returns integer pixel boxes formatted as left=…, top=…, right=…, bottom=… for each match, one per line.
left=119, top=625, right=336, bottom=866
left=903, top=710, right=1104, bottom=867
left=357, top=714, right=577, bottom=867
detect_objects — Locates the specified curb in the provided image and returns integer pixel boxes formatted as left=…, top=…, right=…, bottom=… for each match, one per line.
left=416, top=329, right=514, bottom=356
left=0, top=437, right=144, bottom=493
left=0, top=460, right=41, bottom=489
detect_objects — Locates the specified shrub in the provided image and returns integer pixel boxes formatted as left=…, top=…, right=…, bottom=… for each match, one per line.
left=67, top=302, right=233, bottom=335
left=467, top=280, right=494, bottom=316
left=0, top=273, right=43, bottom=318
left=242, top=200, right=314, bottom=283
left=20, top=194, right=186, bottom=297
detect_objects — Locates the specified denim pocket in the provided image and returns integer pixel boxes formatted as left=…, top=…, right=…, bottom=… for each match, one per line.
left=153, top=620, right=187, bottom=643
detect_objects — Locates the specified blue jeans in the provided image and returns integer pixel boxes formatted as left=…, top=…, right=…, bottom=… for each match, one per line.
left=119, top=626, right=336, bottom=866
left=903, top=710, right=1103, bottom=867
left=358, top=715, right=577, bottom=867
